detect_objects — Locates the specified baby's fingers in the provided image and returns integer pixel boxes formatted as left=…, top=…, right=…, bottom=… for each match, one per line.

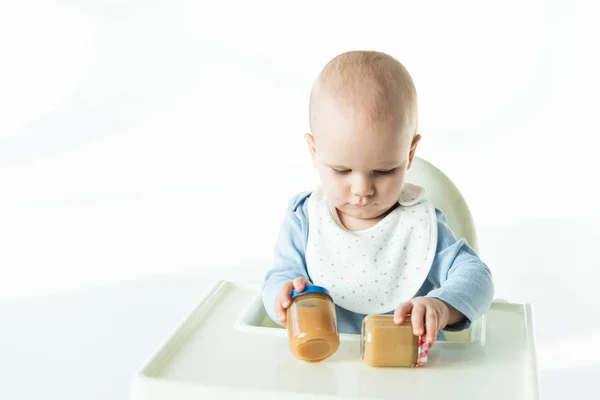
left=394, top=302, right=414, bottom=324
left=293, top=277, right=311, bottom=292
left=273, top=299, right=287, bottom=326
left=275, top=278, right=311, bottom=327
left=411, top=303, right=426, bottom=336
left=425, top=306, right=439, bottom=344
left=275, top=282, right=294, bottom=326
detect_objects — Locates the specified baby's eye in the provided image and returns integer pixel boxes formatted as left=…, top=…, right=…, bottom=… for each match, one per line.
left=332, top=168, right=351, bottom=175
left=373, top=168, right=396, bottom=175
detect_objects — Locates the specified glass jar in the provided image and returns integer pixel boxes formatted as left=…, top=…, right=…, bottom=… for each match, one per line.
left=286, top=286, right=340, bottom=362
left=361, top=314, right=428, bottom=367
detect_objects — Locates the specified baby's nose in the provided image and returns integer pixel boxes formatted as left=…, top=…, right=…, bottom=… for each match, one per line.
left=351, top=176, right=375, bottom=197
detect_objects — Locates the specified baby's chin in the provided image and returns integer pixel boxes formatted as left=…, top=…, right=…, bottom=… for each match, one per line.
left=338, top=204, right=389, bottom=220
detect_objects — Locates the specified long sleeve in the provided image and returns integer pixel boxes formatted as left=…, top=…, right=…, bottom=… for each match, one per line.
left=261, top=192, right=312, bottom=325
left=424, top=209, right=495, bottom=331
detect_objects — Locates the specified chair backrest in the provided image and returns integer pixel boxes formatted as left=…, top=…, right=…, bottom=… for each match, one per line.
left=406, top=157, right=478, bottom=252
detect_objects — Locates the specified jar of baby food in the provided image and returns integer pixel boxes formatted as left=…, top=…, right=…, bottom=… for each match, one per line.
left=287, top=285, right=340, bottom=362
left=361, top=314, right=429, bottom=367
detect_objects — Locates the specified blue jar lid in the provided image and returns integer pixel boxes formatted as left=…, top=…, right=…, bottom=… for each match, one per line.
left=291, top=285, right=332, bottom=299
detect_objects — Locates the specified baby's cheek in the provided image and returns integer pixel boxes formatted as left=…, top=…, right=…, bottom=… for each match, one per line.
left=320, top=175, right=346, bottom=203
left=378, top=180, right=402, bottom=203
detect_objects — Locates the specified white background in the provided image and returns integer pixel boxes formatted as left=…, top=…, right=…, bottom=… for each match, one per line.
left=1, top=1, right=599, bottom=399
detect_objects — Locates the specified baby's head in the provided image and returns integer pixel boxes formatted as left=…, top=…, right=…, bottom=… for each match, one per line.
left=306, top=50, right=421, bottom=222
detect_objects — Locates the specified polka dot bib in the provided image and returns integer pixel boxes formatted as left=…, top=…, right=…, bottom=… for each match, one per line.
left=305, top=183, right=438, bottom=315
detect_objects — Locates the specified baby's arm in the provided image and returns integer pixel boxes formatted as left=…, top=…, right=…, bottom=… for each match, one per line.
left=262, top=193, right=312, bottom=325
left=424, top=209, right=495, bottom=330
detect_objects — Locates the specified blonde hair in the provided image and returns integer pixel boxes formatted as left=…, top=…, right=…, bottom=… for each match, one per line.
left=309, top=50, right=418, bottom=135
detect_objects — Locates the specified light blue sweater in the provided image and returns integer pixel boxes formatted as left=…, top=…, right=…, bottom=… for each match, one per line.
left=262, top=192, right=494, bottom=335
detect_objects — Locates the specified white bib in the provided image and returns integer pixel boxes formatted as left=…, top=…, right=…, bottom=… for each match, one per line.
left=306, top=183, right=438, bottom=315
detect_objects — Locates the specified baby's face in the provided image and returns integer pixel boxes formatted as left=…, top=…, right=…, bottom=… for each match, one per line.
left=308, top=98, right=418, bottom=222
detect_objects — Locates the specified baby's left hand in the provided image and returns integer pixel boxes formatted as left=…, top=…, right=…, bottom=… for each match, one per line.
left=394, top=297, right=463, bottom=345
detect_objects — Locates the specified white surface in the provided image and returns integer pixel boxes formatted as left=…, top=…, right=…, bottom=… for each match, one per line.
left=131, top=281, right=538, bottom=400
left=1, top=1, right=599, bottom=399
left=1, top=0, right=599, bottom=296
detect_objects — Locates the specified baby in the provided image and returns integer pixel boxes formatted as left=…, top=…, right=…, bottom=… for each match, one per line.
left=262, top=50, right=494, bottom=345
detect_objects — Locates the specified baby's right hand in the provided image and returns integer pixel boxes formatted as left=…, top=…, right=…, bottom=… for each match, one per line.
left=274, top=277, right=312, bottom=326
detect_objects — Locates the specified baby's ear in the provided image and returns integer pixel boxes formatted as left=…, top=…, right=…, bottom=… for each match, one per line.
left=304, top=133, right=317, bottom=168
left=407, top=134, right=421, bottom=169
